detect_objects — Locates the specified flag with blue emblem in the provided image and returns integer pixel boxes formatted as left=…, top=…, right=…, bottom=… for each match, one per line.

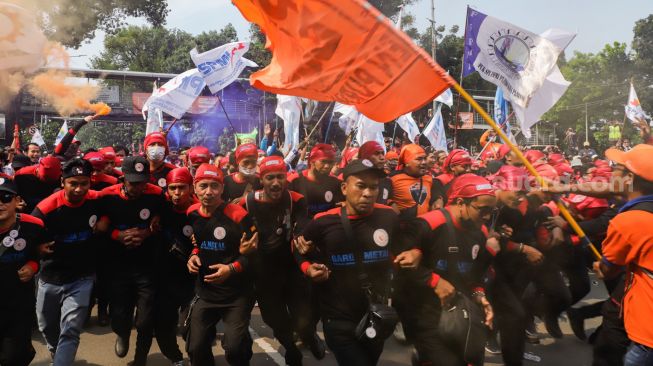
left=423, top=105, right=448, bottom=153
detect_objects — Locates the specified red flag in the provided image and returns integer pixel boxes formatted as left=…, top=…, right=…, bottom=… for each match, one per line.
left=232, top=0, right=454, bottom=122
left=11, top=124, right=20, bottom=153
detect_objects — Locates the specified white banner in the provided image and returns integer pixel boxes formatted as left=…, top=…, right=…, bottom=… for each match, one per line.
left=423, top=105, right=448, bottom=153
left=396, top=113, right=420, bottom=143
left=31, top=127, right=45, bottom=147
left=435, top=88, right=454, bottom=108
left=275, top=95, right=302, bottom=154
left=625, top=83, right=650, bottom=125
left=143, top=68, right=206, bottom=120
left=355, top=114, right=385, bottom=148
left=191, top=41, right=258, bottom=94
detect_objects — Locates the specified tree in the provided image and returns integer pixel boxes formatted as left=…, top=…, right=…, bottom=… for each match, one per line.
left=36, top=0, right=169, bottom=48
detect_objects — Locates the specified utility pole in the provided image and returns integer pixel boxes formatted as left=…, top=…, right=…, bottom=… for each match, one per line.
left=430, top=0, right=437, bottom=116
left=585, top=102, right=589, bottom=144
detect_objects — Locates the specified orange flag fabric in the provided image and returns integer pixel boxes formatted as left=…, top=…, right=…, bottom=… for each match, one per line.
left=232, top=0, right=455, bottom=122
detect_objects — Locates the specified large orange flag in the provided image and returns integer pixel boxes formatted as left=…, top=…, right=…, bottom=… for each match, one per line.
left=232, top=0, right=455, bottom=122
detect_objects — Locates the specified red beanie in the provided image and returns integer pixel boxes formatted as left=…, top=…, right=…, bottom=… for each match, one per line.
left=447, top=173, right=495, bottom=204
left=38, top=155, right=62, bottom=182
left=99, top=147, right=116, bottom=162
left=194, top=163, right=223, bottom=184
left=443, top=149, right=472, bottom=173
left=359, top=141, right=384, bottom=160
left=166, top=167, right=193, bottom=186
left=235, top=143, right=258, bottom=165
left=144, top=132, right=169, bottom=154
left=84, top=152, right=106, bottom=171
left=188, top=146, right=211, bottom=165
left=309, top=143, right=337, bottom=163
left=259, top=156, right=287, bottom=177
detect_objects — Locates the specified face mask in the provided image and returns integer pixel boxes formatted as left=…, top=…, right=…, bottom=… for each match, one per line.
left=239, top=165, right=257, bottom=177
left=147, top=146, right=165, bottom=162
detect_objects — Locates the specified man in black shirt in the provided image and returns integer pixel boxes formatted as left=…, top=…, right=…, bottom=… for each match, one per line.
left=0, top=178, right=46, bottom=366
left=358, top=141, right=394, bottom=207
left=14, top=155, right=62, bottom=213
left=100, top=156, right=166, bottom=366
left=288, top=143, right=343, bottom=218
left=240, top=156, right=318, bottom=365
left=144, top=132, right=176, bottom=189
left=186, top=163, right=258, bottom=366
left=295, top=159, right=418, bottom=366
left=32, top=158, right=105, bottom=365
left=222, top=143, right=262, bottom=203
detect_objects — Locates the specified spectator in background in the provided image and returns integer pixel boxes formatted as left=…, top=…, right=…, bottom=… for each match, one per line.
left=27, top=143, right=41, bottom=164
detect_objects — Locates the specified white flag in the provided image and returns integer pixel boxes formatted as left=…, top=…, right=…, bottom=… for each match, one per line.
left=510, top=29, right=575, bottom=138
left=435, top=88, right=454, bottom=107
left=31, top=127, right=45, bottom=147
left=143, top=68, right=206, bottom=119
left=275, top=95, right=302, bottom=154
left=334, top=102, right=359, bottom=135
left=625, top=83, right=649, bottom=125
left=54, top=120, right=68, bottom=146
left=423, top=105, right=448, bottom=153
left=355, top=114, right=385, bottom=148
left=463, top=8, right=572, bottom=108
left=396, top=113, right=420, bottom=143
left=190, top=41, right=258, bottom=94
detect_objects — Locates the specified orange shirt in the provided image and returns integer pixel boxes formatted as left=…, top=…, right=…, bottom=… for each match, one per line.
left=390, top=173, right=434, bottom=216
left=602, top=210, right=653, bottom=348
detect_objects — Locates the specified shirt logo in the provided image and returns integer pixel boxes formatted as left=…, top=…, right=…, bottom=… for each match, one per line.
left=139, top=208, right=151, bottom=220
left=182, top=225, right=193, bottom=237
left=362, top=159, right=373, bottom=167
left=158, top=178, right=167, bottom=187
left=88, top=215, right=98, bottom=227
left=0, top=178, right=4, bottom=185
left=324, top=191, right=333, bottom=202
left=472, top=244, right=480, bottom=260
left=9, top=230, right=18, bottom=239
left=135, top=162, right=145, bottom=172
left=409, top=182, right=427, bottom=205
left=214, top=227, right=226, bottom=240
left=373, top=229, right=389, bottom=247
left=74, top=167, right=84, bottom=175
left=382, top=188, right=389, bottom=200
left=2, top=236, right=14, bottom=247
left=13, top=238, right=26, bottom=251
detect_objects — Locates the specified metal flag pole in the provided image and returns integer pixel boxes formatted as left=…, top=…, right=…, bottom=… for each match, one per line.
left=217, top=95, right=239, bottom=134
left=451, top=80, right=602, bottom=260
left=453, top=5, right=471, bottom=149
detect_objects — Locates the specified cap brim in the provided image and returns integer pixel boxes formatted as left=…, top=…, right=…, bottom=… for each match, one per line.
left=123, top=173, right=149, bottom=183
left=0, top=186, right=18, bottom=195
left=605, top=148, right=626, bottom=165
left=344, top=167, right=386, bottom=180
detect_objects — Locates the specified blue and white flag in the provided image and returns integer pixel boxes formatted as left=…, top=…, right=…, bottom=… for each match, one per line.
left=191, top=41, right=258, bottom=94
left=435, top=88, right=454, bottom=108
left=462, top=7, right=571, bottom=108
left=423, top=105, right=448, bottom=153
left=54, top=120, right=68, bottom=146
left=396, top=113, right=420, bottom=143
left=494, top=87, right=515, bottom=143
left=143, top=69, right=206, bottom=120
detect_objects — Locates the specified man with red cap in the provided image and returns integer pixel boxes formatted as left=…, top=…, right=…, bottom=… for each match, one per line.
left=99, top=147, right=123, bottom=178
left=100, top=156, right=166, bottom=365
left=389, top=144, right=439, bottom=220
left=397, top=173, right=496, bottom=366
left=222, top=143, right=262, bottom=204
left=359, top=141, right=394, bottom=205
left=187, top=146, right=211, bottom=173
left=153, top=167, right=196, bottom=366
left=143, top=132, right=176, bottom=189
left=83, top=152, right=118, bottom=190
left=14, top=155, right=62, bottom=213
left=289, top=143, right=343, bottom=218
left=432, top=149, right=473, bottom=208
left=186, top=163, right=259, bottom=366
left=239, top=156, right=322, bottom=365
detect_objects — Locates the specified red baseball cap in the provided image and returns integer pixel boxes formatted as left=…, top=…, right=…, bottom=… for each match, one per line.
left=309, top=143, right=337, bottom=163
left=83, top=152, right=106, bottom=171
left=188, top=146, right=211, bottom=165
left=447, top=173, right=495, bottom=204
left=359, top=141, right=384, bottom=160
left=235, top=143, right=258, bottom=165
left=37, top=155, right=62, bottom=182
left=524, top=150, right=546, bottom=164
left=193, top=163, right=224, bottom=184
left=99, top=147, right=116, bottom=162
left=489, top=165, right=530, bottom=192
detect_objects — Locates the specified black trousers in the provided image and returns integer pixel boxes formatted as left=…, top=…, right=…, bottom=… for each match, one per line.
left=523, top=257, right=572, bottom=320
left=154, top=275, right=194, bottom=363
left=592, top=279, right=629, bottom=366
left=0, top=303, right=35, bottom=366
left=186, top=295, right=254, bottom=366
left=253, top=257, right=314, bottom=351
left=322, top=318, right=385, bottom=366
left=109, top=270, right=156, bottom=361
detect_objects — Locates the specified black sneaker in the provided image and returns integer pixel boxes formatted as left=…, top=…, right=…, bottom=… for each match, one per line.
left=525, top=322, right=540, bottom=344
left=115, top=335, right=129, bottom=358
left=485, top=335, right=501, bottom=355
left=303, top=333, right=326, bottom=360
left=567, top=308, right=586, bottom=340
left=284, top=345, right=303, bottom=366
left=544, top=313, right=563, bottom=339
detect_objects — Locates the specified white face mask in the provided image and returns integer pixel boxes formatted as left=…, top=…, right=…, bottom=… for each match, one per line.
left=147, top=146, right=165, bottom=162
left=239, top=165, right=257, bottom=177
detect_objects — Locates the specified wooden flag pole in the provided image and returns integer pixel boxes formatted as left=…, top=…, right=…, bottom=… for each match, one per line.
left=451, top=81, right=602, bottom=260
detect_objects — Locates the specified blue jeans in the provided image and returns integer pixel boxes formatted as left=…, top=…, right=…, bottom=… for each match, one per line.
left=36, top=277, right=94, bottom=366
left=625, top=342, right=653, bottom=366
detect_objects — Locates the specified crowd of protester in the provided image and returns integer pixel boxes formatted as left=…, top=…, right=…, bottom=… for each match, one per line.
left=1, top=114, right=652, bottom=366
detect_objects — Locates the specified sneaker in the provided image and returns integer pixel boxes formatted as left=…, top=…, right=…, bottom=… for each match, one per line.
left=172, top=361, right=185, bottom=366
left=393, top=323, right=407, bottom=344
left=115, top=335, right=129, bottom=358
left=525, top=322, right=540, bottom=344
left=284, top=345, right=303, bottom=366
left=544, top=313, right=563, bottom=339
left=523, top=352, right=541, bottom=362
left=567, top=308, right=586, bottom=341
left=485, top=336, right=501, bottom=355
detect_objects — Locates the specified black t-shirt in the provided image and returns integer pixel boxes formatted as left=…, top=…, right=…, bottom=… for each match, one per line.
left=222, top=173, right=262, bottom=202
left=14, top=166, right=60, bottom=213
left=150, top=162, right=176, bottom=189
left=377, top=177, right=394, bottom=205
left=159, top=200, right=196, bottom=291
left=187, top=202, right=256, bottom=303
left=100, top=183, right=166, bottom=271
left=90, top=173, right=117, bottom=191
left=288, top=171, right=343, bottom=218
left=0, top=214, right=45, bottom=309
left=32, top=190, right=104, bottom=285
left=298, top=205, right=404, bottom=322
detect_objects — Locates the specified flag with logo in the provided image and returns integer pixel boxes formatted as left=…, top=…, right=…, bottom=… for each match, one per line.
left=143, top=69, right=206, bottom=120
left=232, top=0, right=455, bottom=122
left=54, top=120, right=68, bottom=146
left=625, top=83, right=650, bottom=125
left=396, top=113, right=420, bottom=143
left=423, top=105, right=448, bottom=153
left=334, top=103, right=359, bottom=135
left=30, top=126, right=45, bottom=147
left=435, top=88, right=454, bottom=108
left=190, top=42, right=258, bottom=94
left=462, top=7, right=571, bottom=109
left=275, top=95, right=302, bottom=154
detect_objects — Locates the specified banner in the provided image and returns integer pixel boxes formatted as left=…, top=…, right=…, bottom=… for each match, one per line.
left=463, top=7, right=571, bottom=108
left=143, top=69, right=206, bottom=119
left=396, top=113, right=420, bottom=143
left=625, top=83, right=650, bottom=125
left=190, top=41, right=257, bottom=94
left=423, top=105, right=448, bottom=152
left=235, top=128, right=258, bottom=145
left=275, top=95, right=302, bottom=154
left=334, top=103, right=359, bottom=135
left=232, top=0, right=454, bottom=122
left=355, top=114, right=385, bottom=147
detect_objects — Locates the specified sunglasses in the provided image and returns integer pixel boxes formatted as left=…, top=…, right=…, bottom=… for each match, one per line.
left=469, top=204, right=497, bottom=216
left=0, top=193, right=16, bottom=204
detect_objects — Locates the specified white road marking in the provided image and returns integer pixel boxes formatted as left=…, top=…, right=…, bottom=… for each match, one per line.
left=249, top=326, right=285, bottom=366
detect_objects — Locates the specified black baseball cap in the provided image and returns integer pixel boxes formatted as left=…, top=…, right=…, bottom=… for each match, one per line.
left=121, top=156, right=150, bottom=183
left=342, top=159, right=386, bottom=180
left=0, top=176, right=18, bottom=195
left=62, top=158, right=92, bottom=179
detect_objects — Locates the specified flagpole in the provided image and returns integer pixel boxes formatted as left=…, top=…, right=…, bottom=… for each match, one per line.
left=453, top=5, right=471, bottom=149
left=451, top=80, right=602, bottom=260
left=216, top=95, right=239, bottom=134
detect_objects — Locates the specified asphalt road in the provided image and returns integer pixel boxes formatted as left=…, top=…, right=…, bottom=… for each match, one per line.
left=32, top=274, right=607, bottom=366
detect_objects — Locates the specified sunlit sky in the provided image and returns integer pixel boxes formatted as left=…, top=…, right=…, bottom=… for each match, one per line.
left=68, top=0, right=652, bottom=69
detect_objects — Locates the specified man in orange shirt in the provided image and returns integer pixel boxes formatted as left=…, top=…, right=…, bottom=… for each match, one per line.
left=390, top=144, right=439, bottom=221
left=595, top=144, right=653, bottom=366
